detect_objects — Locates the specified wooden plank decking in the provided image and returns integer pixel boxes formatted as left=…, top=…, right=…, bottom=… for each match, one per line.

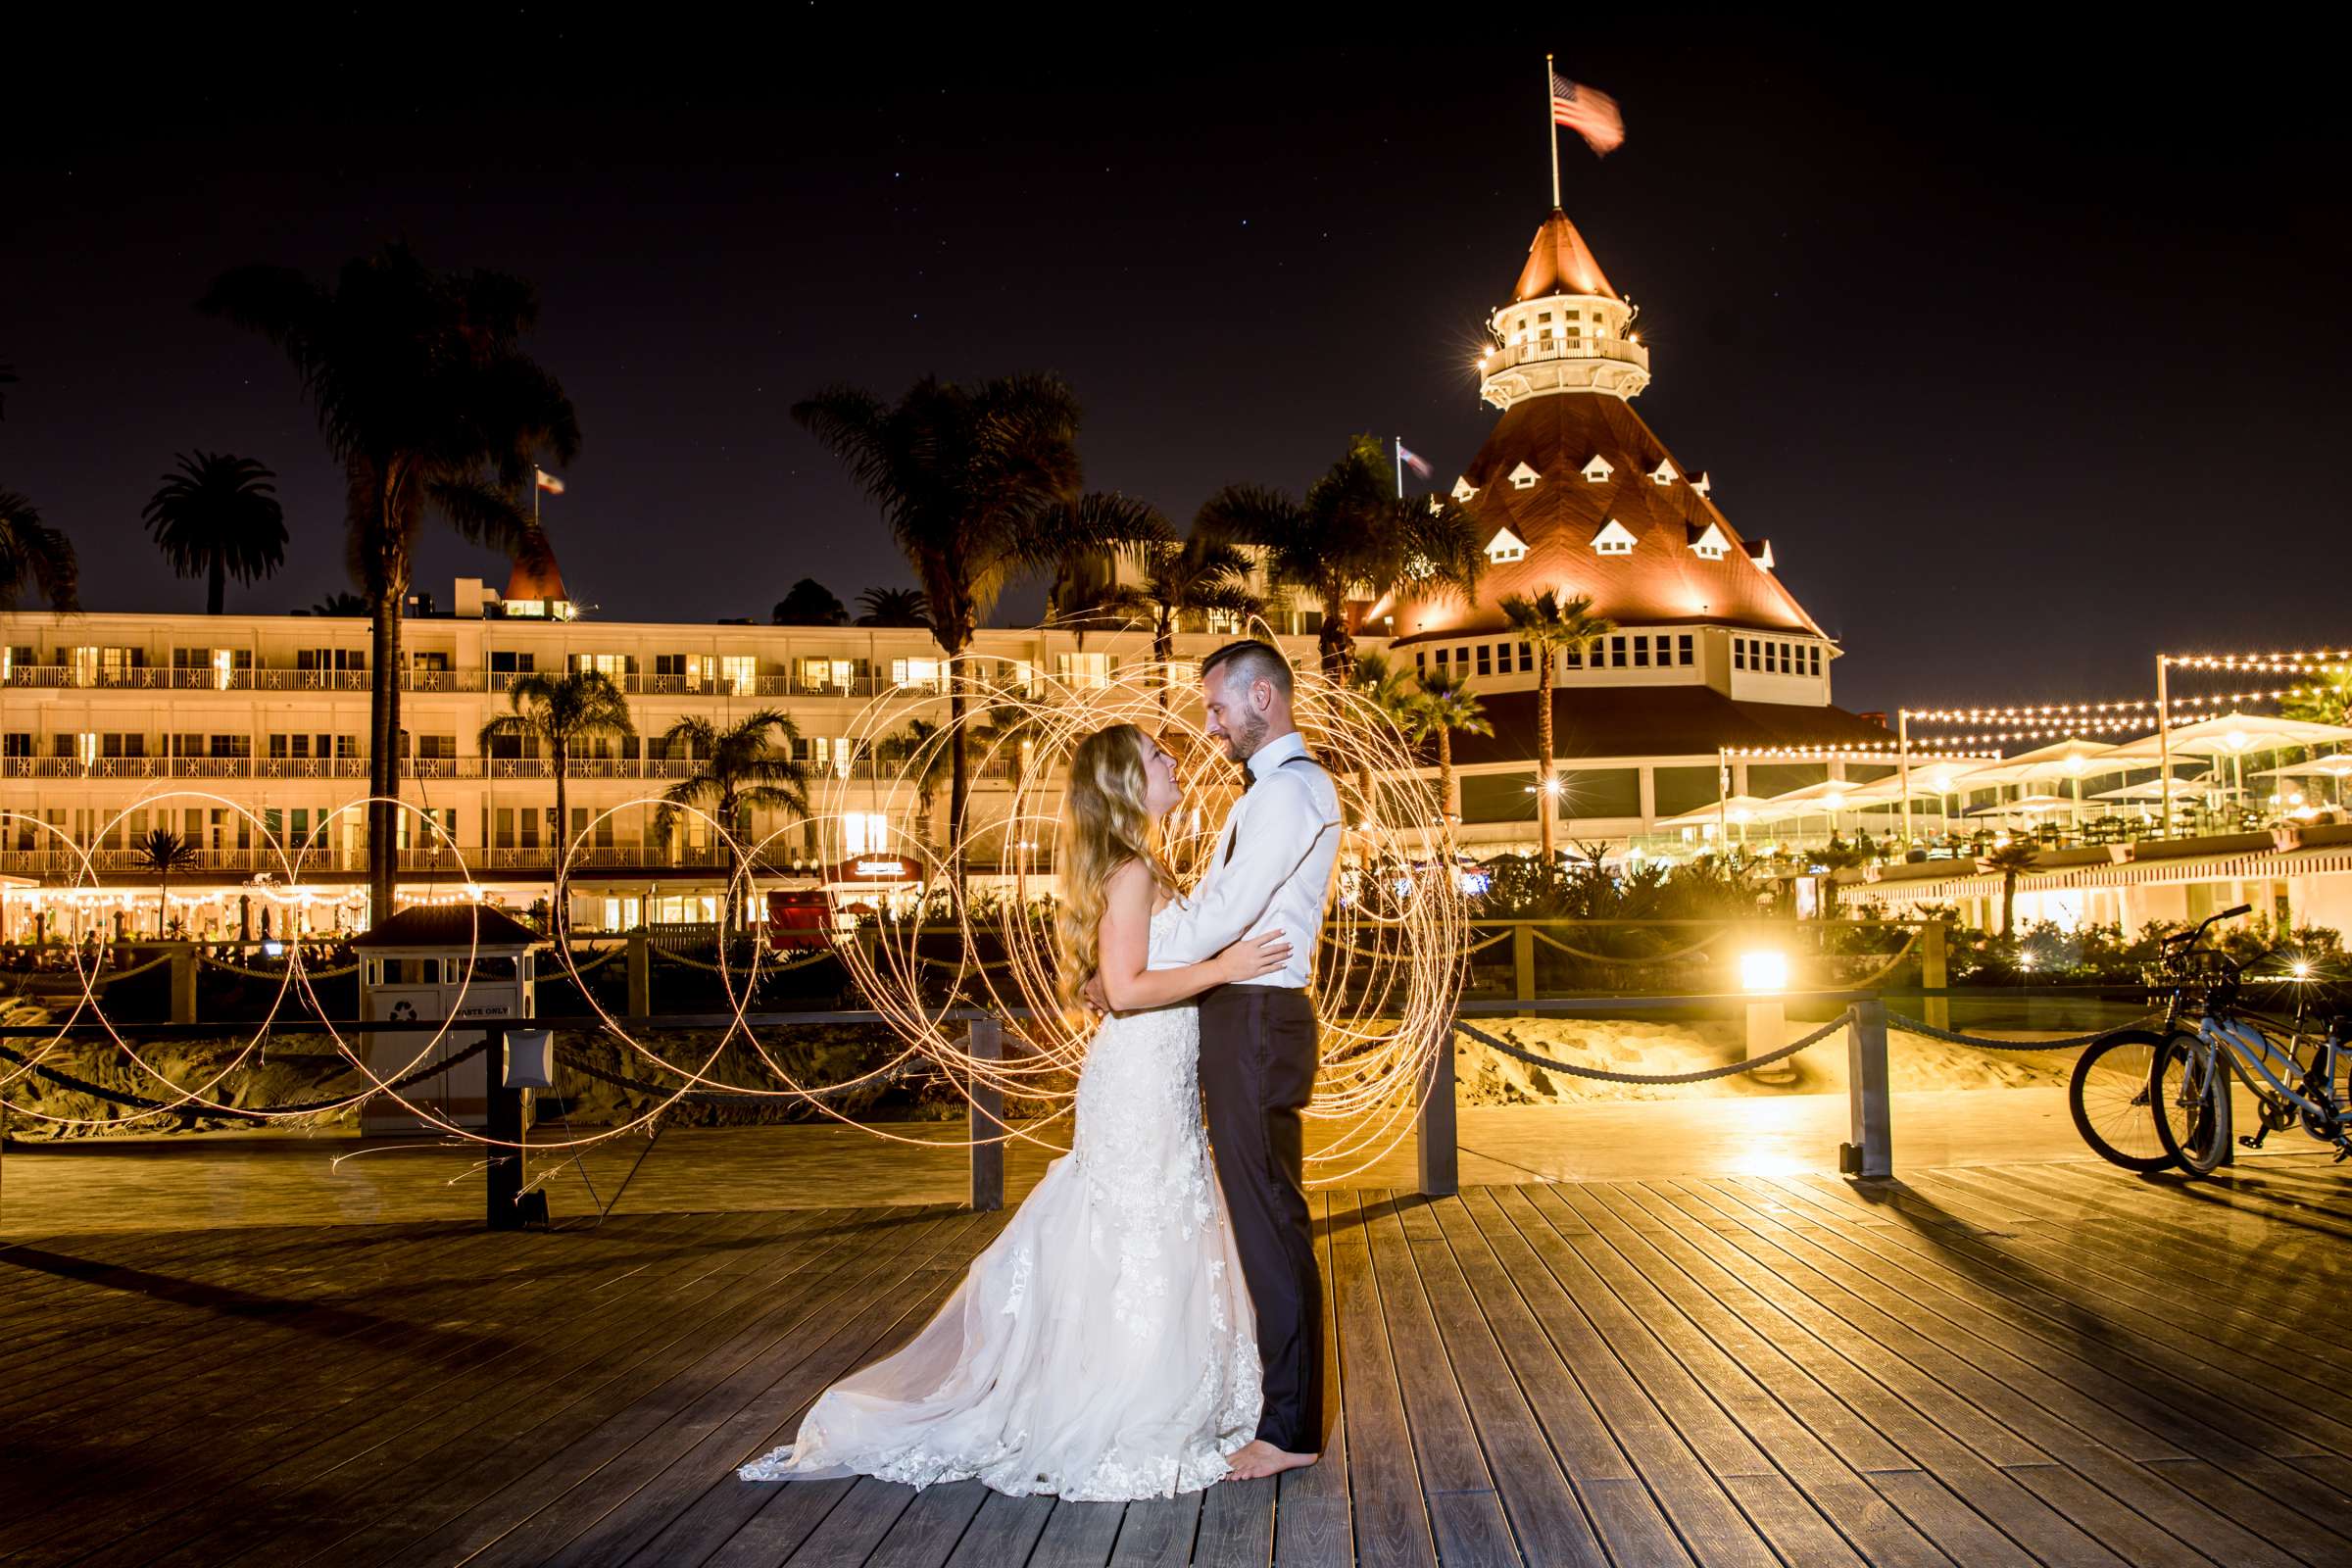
left=3, top=1156, right=2349, bottom=1566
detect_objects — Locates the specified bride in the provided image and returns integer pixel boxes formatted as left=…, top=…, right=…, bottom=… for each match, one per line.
left=738, top=722, right=1284, bottom=1499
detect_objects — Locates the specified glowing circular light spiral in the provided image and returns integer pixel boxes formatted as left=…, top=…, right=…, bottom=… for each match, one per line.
left=2, top=652, right=1470, bottom=1186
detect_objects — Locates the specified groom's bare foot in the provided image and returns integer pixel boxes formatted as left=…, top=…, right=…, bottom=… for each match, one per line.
left=1223, top=1440, right=1318, bottom=1481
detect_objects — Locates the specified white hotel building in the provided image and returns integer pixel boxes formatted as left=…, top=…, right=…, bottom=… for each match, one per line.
left=0, top=560, right=1335, bottom=939
left=1, top=202, right=1906, bottom=940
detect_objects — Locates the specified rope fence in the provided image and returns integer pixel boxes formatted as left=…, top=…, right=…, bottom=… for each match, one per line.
left=0, top=1035, right=491, bottom=1117
left=1886, top=1012, right=2156, bottom=1052
left=650, top=946, right=842, bottom=975
left=1527, top=928, right=1736, bottom=965
left=1453, top=1014, right=1851, bottom=1085
left=195, top=955, right=360, bottom=980
left=550, top=1043, right=938, bottom=1106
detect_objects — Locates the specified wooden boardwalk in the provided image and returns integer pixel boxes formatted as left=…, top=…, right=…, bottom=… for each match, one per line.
left=3, top=1157, right=2349, bottom=1566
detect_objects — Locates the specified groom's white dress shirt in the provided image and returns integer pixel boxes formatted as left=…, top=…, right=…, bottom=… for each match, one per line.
left=1157, top=730, right=1342, bottom=989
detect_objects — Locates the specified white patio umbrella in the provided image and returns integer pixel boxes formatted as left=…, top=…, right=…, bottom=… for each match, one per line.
left=2251, top=759, right=2352, bottom=778
left=1864, top=762, right=1978, bottom=839
left=1965, top=793, right=2077, bottom=817
left=1758, top=778, right=1862, bottom=839
left=2250, top=757, right=2352, bottom=811
left=2111, top=712, right=2352, bottom=817
left=2091, top=776, right=2212, bottom=802
left=1952, top=736, right=2130, bottom=798
left=1651, top=794, right=1785, bottom=843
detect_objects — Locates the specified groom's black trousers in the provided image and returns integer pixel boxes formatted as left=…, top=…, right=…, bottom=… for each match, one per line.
left=1199, top=982, right=1324, bottom=1453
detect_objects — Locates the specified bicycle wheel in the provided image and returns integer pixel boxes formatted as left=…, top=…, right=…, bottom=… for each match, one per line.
left=2151, top=1034, right=2232, bottom=1175
left=2068, top=1030, right=2177, bottom=1172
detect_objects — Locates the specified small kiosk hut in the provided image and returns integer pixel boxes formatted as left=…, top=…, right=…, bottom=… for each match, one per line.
left=355, top=905, right=544, bottom=1135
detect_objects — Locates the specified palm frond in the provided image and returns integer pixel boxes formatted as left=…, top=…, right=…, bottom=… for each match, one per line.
left=0, top=491, right=79, bottom=611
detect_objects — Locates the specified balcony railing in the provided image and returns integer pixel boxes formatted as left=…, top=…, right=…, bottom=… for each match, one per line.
left=0, top=754, right=1022, bottom=785
left=0, top=843, right=770, bottom=878
left=1, top=665, right=984, bottom=699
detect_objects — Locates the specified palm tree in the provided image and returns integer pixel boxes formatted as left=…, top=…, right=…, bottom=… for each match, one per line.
left=1407, top=666, right=1493, bottom=829
left=202, top=243, right=580, bottom=921
left=140, top=451, right=287, bottom=613
left=884, top=717, right=954, bottom=853
left=1343, top=653, right=1422, bottom=831
left=855, top=586, right=931, bottom=627
left=132, top=829, right=202, bottom=937
left=1087, top=526, right=1264, bottom=710
left=310, top=590, right=368, bottom=615
left=654, top=710, right=809, bottom=929
left=2284, top=669, right=2352, bottom=729
left=1500, top=589, right=1616, bottom=875
left=476, top=670, right=635, bottom=936
left=0, top=367, right=77, bottom=611
left=794, top=373, right=1157, bottom=888
left=0, top=491, right=77, bottom=610
left=772, top=577, right=849, bottom=626
left=1198, top=434, right=1483, bottom=683
left=1984, top=838, right=2040, bottom=938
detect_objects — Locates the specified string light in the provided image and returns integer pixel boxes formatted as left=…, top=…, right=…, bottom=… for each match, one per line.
left=1900, top=700, right=2157, bottom=722
left=1720, top=743, right=1996, bottom=760
left=2162, top=651, right=2352, bottom=670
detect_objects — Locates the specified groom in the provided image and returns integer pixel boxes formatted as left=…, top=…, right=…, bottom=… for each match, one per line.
left=1159, top=639, right=1343, bottom=1481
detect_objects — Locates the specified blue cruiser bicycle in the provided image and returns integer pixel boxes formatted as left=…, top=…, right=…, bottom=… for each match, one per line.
left=2146, top=905, right=2352, bottom=1175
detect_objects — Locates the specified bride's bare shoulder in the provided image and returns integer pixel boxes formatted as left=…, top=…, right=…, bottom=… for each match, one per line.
left=1104, top=857, right=1178, bottom=917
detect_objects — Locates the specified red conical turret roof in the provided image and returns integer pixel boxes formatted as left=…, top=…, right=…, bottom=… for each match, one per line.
left=1511, top=208, right=1620, bottom=303
left=505, top=547, right=568, bottom=606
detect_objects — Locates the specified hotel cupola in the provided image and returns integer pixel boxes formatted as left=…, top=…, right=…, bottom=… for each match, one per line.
left=1394, top=205, right=1886, bottom=781
left=1476, top=208, right=1650, bottom=408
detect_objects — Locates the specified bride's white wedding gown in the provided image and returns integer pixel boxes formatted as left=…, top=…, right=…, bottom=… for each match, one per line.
left=738, top=902, right=1261, bottom=1499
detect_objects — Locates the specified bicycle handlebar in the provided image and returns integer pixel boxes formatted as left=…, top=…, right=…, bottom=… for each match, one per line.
left=2162, top=904, right=2254, bottom=948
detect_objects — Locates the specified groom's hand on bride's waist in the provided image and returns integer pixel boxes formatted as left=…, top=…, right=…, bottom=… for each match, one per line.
left=1081, top=974, right=1109, bottom=1012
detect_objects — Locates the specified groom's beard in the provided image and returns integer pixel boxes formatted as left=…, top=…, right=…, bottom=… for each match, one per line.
left=1222, top=712, right=1269, bottom=762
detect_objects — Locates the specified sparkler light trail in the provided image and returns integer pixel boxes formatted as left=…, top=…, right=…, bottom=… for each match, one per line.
left=2, top=656, right=1471, bottom=1185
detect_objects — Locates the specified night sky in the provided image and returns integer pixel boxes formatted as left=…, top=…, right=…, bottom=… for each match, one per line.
left=6, top=18, right=2345, bottom=717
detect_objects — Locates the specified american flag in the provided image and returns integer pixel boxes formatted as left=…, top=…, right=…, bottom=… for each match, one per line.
left=1396, top=444, right=1432, bottom=478
left=1551, top=72, right=1624, bottom=156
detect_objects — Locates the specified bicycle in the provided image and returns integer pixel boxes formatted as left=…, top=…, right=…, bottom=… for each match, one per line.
left=2068, top=903, right=2254, bottom=1173
left=2145, top=906, right=2352, bottom=1176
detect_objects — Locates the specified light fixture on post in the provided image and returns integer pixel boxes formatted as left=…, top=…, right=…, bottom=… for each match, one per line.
left=1740, top=949, right=1797, bottom=1085
left=503, top=1026, right=556, bottom=1091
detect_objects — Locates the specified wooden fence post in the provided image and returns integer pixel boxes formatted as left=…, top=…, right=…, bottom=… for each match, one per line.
left=169, top=943, right=198, bottom=1025
left=967, top=1015, right=1004, bottom=1212
left=1840, top=1000, right=1892, bottom=1181
left=1922, top=920, right=1949, bottom=1033
left=626, top=930, right=650, bottom=1018
left=1512, top=924, right=1535, bottom=1003
left=1417, top=1030, right=1459, bottom=1198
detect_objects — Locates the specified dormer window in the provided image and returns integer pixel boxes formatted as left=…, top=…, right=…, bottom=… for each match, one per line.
left=1744, top=538, right=1776, bottom=569
left=1687, top=522, right=1731, bottom=561
left=1580, top=454, right=1613, bottom=484
left=1508, top=461, right=1541, bottom=491
left=1689, top=470, right=1712, bottom=497
left=1592, top=518, right=1637, bottom=557
left=1485, top=528, right=1528, bottom=564
left=1450, top=476, right=1478, bottom=504
left=1649, top=457, right=1677, bottom=486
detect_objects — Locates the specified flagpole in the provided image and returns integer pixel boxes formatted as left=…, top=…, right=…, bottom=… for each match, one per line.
left=1394, top=437, right=1404, bottom=500
left=1544, top=53, right=1560, bottom=208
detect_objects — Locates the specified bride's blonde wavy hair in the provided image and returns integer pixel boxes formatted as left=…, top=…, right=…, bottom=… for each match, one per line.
left=1054, top=723, right=1173, bottom=1011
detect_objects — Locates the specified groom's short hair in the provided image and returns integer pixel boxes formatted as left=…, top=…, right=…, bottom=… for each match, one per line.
left=1200, top=639, right=1293, bottom=701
